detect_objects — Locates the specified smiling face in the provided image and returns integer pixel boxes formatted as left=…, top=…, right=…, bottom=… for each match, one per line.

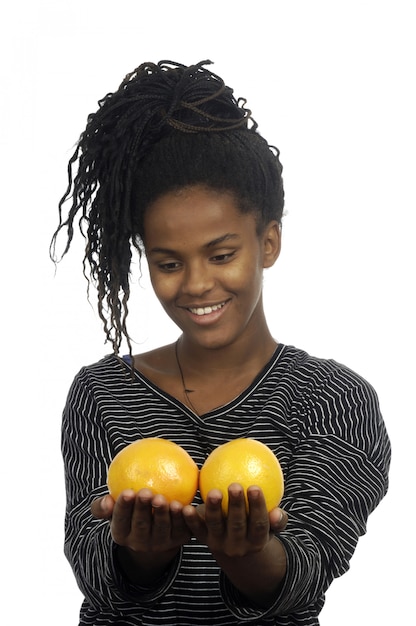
left=143, top=185, right=281, bottom=352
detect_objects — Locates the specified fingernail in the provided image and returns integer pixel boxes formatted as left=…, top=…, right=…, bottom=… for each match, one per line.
left=229, top=486, right=243, bottom=498
left=122, top=489, right=135, bottom=502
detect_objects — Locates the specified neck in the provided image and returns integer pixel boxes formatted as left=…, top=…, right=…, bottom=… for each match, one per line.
left=177, top=328, right=277, bottom=376
left=174, top=329, right=278, bottom=415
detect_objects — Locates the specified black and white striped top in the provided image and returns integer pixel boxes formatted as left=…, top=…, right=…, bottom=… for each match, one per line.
left=62, top=343, right=390, bottom=625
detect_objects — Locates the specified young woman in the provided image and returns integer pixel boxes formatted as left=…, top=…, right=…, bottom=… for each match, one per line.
left=52, top=60, right=390, bottom=625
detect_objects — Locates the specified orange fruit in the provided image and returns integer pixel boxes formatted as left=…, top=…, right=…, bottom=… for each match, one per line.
left=199, top=438, right=284, bottom=514
left=107, top=437, right=199, bottom=505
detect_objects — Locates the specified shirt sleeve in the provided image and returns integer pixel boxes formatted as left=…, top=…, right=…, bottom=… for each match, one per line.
left=220, top=365, right=391, bottom=621
left=61, top=367, right=181, bottom=614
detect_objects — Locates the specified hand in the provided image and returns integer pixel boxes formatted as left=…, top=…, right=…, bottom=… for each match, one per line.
left=182, top=483, right=288, bottom=558
left=91, top=489, right=192, bottom=553
left=182, top=483, right=288, bottom=606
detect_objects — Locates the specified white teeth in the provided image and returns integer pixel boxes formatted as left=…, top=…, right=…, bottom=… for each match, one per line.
left=190, top=302, right=226, bottom=316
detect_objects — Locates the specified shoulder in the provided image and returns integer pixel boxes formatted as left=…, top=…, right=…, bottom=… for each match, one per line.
left=71, top=353, right=125, bottom=381
left=271, top=344, right=385, bottom=437
left=276, top=344, right=377, bottom=396
left=275, top=346, right=390, bottom=474
left=279, top=344, right=389, bottom=446
left=65, top=354, right=133, bottom=404
left=67, top=343, right=178, bottom=396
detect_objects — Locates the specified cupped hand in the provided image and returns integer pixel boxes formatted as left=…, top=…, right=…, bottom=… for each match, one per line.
left=182, top=483, right=288, bottom=559
left=91, top=488, right=192, bottom=553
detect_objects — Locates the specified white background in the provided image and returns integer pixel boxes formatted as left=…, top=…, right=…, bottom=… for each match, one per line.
left=1, top=1, right=414, bottom=623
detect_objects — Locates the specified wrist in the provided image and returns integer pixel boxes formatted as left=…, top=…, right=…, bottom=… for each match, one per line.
left=214, top=537, right=287, bottom=607
left=116, top=544, right=180, bottom=585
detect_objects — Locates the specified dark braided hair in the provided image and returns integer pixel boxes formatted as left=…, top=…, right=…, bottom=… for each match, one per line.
left=50, top=60, right=284, bottom=355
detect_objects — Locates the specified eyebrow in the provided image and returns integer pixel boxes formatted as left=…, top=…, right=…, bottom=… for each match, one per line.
left=148, top=233, right=240, bottom=255
left=205, top=233, right=240, bottom=248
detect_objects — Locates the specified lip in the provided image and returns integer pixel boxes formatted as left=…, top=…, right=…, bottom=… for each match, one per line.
left=181, top=299, right=231, bottom=325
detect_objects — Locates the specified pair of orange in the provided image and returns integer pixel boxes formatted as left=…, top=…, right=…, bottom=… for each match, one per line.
left=107, top=437, right=284, bottom=515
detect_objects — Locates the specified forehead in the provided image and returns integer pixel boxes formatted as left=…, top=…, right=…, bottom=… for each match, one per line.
left=143, top=185, right=257, bottom=247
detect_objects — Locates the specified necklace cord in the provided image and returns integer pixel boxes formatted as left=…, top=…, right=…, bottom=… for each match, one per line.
left=174, top=339, right=199, bottom=414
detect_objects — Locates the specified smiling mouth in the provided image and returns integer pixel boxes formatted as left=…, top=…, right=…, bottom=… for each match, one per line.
left=188, top=302, right=227, bottom=316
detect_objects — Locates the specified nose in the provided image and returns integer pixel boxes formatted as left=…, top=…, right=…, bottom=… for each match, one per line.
left=182, top=260, right=215, bottom=297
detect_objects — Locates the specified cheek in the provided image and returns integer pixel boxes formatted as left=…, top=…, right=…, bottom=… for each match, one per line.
left=148, top=271, right=175, bottom=302
left=225, top=257, right=263, bottom=292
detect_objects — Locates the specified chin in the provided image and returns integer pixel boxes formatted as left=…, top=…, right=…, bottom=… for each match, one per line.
left=186, top=330, right=240, bottom=352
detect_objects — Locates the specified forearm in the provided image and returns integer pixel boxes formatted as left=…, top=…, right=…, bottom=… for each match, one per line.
left=213, top=536, right=287, bottom=607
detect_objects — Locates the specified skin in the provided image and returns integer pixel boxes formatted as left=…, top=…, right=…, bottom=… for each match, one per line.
left=91, top=184, right=288, bottom=607
left=92, top=488, right=288, bottom=605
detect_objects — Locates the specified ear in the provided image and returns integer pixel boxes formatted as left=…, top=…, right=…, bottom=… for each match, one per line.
left=262, top=220, right=281, bottom=268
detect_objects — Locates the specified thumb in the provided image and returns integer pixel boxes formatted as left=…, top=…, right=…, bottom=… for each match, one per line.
left=91, top=494, right=115, bottom=519
left=270, top=507, right=288, bottom=532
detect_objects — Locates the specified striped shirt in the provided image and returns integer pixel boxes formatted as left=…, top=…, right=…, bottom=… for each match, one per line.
left=62, top=343, right=390, bottom=625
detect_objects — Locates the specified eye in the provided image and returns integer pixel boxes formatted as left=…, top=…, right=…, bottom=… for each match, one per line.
left=157, top=261, right=182, bottom=272
left=210, top=251, right=236, bottom=263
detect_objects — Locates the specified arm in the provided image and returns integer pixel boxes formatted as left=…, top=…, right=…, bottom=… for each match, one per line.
left=186, top=371, right=390, bottom=620
left=267, top=372, right=391, bottom=616
left=62, top=369, right=186, bottom=613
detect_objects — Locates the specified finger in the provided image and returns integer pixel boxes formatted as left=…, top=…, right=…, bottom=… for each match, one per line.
left=270, top=507, right=289, bottom=532
left=194, top=503, right=206, bottom=520
left=151, top=494, right=172, bottom=543
left=91, top=494, right=115, bottom=519
left=203, top=489, right=225, bottom=538
left=170, top=500, right=191, bottom=543
left=129, top=489, right=154, bottom=541
left=182, top=504, right=208, bottom=543
left=111, top=490, right=136, bottom=543
left=246, top=486, right=270, bottom=544
left=226, top=483, right=247, bottom=538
